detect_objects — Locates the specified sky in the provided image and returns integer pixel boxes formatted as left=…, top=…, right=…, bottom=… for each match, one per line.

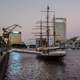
left=0, top=0, right=80, bottom=41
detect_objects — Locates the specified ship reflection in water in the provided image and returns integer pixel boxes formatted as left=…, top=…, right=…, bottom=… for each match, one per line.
left=4, top=50, right=80, bottom=80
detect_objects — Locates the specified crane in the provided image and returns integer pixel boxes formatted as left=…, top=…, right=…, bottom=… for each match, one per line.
left=2, top=24, right=22, bottom=38
left=2, top=24, right=22, bottom=49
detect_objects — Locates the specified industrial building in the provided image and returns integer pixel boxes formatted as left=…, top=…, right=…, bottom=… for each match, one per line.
left=9, top=31, right=22, bottom=45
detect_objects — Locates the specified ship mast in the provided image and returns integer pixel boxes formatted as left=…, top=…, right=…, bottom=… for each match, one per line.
left=53, top=10, right=56, bottom=47
left=46, top=5, right=50, bottom=48
left=34, top=5, right=55, bottom=54
left=39, top=21, right=43, bottom=47
left=33, top=20, right=43, bottom=47
left=41, top=5, right=50, bottom=54
left=41, top=5, right=54, bottom=54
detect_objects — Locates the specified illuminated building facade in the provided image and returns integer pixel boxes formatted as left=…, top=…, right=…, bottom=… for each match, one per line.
left=9, top=31, right=22, bottom=44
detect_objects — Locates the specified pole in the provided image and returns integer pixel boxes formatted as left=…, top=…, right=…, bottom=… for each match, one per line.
left=40, top=21, right=43, bottom=47
left=53, top=11, right=56, bottom=47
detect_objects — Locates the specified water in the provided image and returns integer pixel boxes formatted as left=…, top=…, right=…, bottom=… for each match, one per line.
left=4, top=50, right=80, bottom=80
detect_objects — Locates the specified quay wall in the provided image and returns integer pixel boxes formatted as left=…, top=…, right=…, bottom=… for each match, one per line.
left=0, top=53, right=9, bottom=80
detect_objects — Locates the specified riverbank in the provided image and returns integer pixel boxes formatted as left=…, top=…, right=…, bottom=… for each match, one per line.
left=0, top=52, right=9, bottom=80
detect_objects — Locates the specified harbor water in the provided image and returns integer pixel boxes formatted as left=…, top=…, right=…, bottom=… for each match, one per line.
left=4, top=49, right=80, bottom=80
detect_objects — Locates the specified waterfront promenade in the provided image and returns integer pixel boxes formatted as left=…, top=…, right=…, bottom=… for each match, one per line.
left=0, top=52, right=9, bottom=80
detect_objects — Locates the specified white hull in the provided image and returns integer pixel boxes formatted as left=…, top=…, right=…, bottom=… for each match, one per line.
left=38, top=50, right=66, bottom=57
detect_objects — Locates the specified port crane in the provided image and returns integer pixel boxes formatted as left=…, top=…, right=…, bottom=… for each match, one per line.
left=2, top=24, right=22, bottom=49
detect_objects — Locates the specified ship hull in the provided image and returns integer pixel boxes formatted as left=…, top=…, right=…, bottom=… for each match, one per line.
left=37, top=50, right=66, bottom=60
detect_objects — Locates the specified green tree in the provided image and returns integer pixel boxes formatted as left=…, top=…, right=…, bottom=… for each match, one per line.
left=0, top=36, right=6, bottom=46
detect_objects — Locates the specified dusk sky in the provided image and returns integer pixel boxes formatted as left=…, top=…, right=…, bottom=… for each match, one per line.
left=0, top=0, right=80, bottom=41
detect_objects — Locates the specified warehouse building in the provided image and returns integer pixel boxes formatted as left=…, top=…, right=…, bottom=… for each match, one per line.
left=9, top=31, right=22, bottom=45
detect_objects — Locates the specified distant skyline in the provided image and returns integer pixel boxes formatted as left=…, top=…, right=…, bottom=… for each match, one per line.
left=0, top=0, right=80, bottom=41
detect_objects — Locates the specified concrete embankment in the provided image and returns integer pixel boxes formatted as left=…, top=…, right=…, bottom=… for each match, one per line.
left=0, top=52, right=9, bottom=80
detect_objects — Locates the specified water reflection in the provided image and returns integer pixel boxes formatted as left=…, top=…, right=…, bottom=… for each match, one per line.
left=35, top=59, right=65, bottom=80
left=5, top=52, right=23, bottom=80
left=5, top=52, right=65, bottom=80
left=9, top=52, right=22, bottom=74
left=5, top=50, right=80, bottom=80
left=11, top=52, right=21, bottom=61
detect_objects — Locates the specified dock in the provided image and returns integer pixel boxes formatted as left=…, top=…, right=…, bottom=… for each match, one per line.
left=10, top=48, right=42, bottom=54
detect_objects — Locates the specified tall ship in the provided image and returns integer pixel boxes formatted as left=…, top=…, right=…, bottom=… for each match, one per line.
left=33, top=5, right=66, bottom=58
